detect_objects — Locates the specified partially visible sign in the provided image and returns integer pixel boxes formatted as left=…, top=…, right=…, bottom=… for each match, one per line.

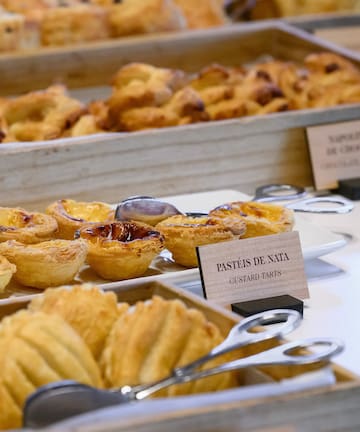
left=197, top=231, right=309, bottom=307
left=307, top=120, right=360, bottom=190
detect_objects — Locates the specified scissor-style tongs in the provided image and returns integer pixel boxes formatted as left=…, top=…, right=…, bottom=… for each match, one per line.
left=24, top=309, right=343, bottom=428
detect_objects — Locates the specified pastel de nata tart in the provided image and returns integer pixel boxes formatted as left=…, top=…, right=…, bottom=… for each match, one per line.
left=0, top=310, right=103, bottom=430
left=155, top=215, right=240, bottom=268
left=29, top=284, right=128, bottom=359
left=0, top=207, right=58, bottom=244
left=0, top=239, right=87, bottom=289
left=46, top=199, right=115, bottom=240
left=209, top=201, right=295, bottom=239
left=76, top=221, right=164, bottom=280
left=100, top=295, right=237, bottom=395
left=0, top=255, right=16, bottom=292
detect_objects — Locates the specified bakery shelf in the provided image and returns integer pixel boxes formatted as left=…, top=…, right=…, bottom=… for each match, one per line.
left=1, top=22, right=360, bottom=209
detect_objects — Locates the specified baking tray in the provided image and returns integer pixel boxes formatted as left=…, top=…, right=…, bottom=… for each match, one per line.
left=287, top=12, right=360, bottom=52
left=0, top=189, right=347, bottom=305
left=3, top=279, right=359, bottom=432
left=1, top=22, right=360, bottom=209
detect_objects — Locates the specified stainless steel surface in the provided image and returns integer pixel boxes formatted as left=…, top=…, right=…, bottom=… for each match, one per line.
left=254, top=184, right=354, bottom=214
left=23, top=309, right=343, bottom=428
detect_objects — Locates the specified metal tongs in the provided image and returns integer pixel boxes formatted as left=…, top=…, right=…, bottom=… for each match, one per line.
left=23, top=309, right=343, bottom=428
left=115, top=184, right=354, bottom=226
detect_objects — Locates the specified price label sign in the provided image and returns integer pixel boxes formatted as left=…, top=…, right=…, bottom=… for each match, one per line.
left=306, top=120, right=360, bottom=190
left=197, top=231, right=309, bottom=308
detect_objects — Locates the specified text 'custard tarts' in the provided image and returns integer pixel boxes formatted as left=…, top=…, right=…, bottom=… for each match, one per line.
left=46, top=199, right=115, bottom=240
left=0, top=207, right=58, bottom=244
left=209, top=201, right=295, bottom=239
left=155, top=215, right=239, bottom=268
left=0, top=256, right=16, bottom=292
left=0, top=239, right=87, bottom=289
left=76, top=221, right=164, bottom=280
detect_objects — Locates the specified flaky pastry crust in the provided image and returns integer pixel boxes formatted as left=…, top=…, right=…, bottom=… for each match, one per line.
left=40, top=5, right=110, bottom=46
left=0, top=255, right=16, bottom=292
left=173, top=0, right=229, bottom=29
left=46, top=199, right=115, bottom=240
left=107, top=0, right=186, bottom=37
left=155, top=215, right=239, bottom=268
left=76, top=221, right=164, bottom=280
left=100, top=295, right=237, bottom=394
left=0, top=239, right=87, bottom=289
left=29, top=284, right=128, bottom=359
left=0, top=310, right=102, bottom=429
left=209, top=201, right=294, bottom=239
left=0, top=206, right=58, bottom=244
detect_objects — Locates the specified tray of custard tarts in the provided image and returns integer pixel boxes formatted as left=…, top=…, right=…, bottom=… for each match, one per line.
left=0, top=279, right=359, bottom=431
left=0, top=189, right=298, bottom=302
left=0, top=189, right=346, bottom=304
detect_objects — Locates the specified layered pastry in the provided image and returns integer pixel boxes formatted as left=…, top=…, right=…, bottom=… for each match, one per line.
left=0, top=239, right=87, bottom=289
left=29, top=284, right=128, bottom=359
left=107, top=0, right=186, bottom=38
left=100, top=295, right=237, bottom=394
left=155, top=215, right=242, bottom=267
left=0, top=207, right=58, bottom=244
left=248, top=0, right=360, bottom=19
left=0, top=310, right=103, bottom=430
left=1, top=85, right=85, bottom=142
left=173, top=0, right=229, bottom=28
left=46, top=199, right=115, bottom=240
left=209, top=201, right=294, bottom=238
left=40, top=4, right=110, bottom=46
left=76, top=221, right=164, bottom=280
left=0, top=255, right=16, bottom=292
left=0, top=10, right=25, bottom=52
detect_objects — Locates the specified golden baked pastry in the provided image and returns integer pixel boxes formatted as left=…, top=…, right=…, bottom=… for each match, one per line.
left=0, top=206, right=58, bottom=244
left=0, top=239, right=87, bottom=289
left=46, top=199, right=115, bottom=240
left=0, top=255, right=16, bottom=292
left=209, top=201, right=294, bottom=238
left=155, top=215, right=241, bottom=268
left=174, top=0, right=229, bottom=28
left=111, top=86, right=208, bottom=131
left=0, top=11, right=24, bottom=52
left=248, top=0, right=360, bottom=18
left=100, top=295, right=237, bottom=394
left=0, top=310, right=103, bottom=430
left=107, top=0, right=186, bottom=38
left=2, top=85, right=85, bottom=142
left=29, top=284, right=128, bottom=359
left=40, top=5, right=110, bottom=46
left=76, top=221, right=164, bottom=280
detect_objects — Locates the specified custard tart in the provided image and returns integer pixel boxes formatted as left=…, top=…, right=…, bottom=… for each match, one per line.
left=155, top=215, right=239, bottom=268
left=0, top=207, right=58, bottom=244
left=46, top=199, right=115, bottom=240
left=100, top=295, right=237, bottom=394
left=29, top=284, right=128, bottom=359
left=76, top=221, right=164, bottom=280
left=0, top=239, right=87, bottom=289
left=209, top=201, right=294, bottom=239
left=0, top=310, right=103, bottom=430
left=0, top=255, right=16, bottom=292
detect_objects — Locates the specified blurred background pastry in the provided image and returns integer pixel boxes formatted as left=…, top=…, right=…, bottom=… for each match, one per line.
left=0, top=255, right=16, bottom=292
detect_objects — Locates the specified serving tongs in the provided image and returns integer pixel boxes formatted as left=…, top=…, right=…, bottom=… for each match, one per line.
left=23, top=309, right=343, bottom=428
